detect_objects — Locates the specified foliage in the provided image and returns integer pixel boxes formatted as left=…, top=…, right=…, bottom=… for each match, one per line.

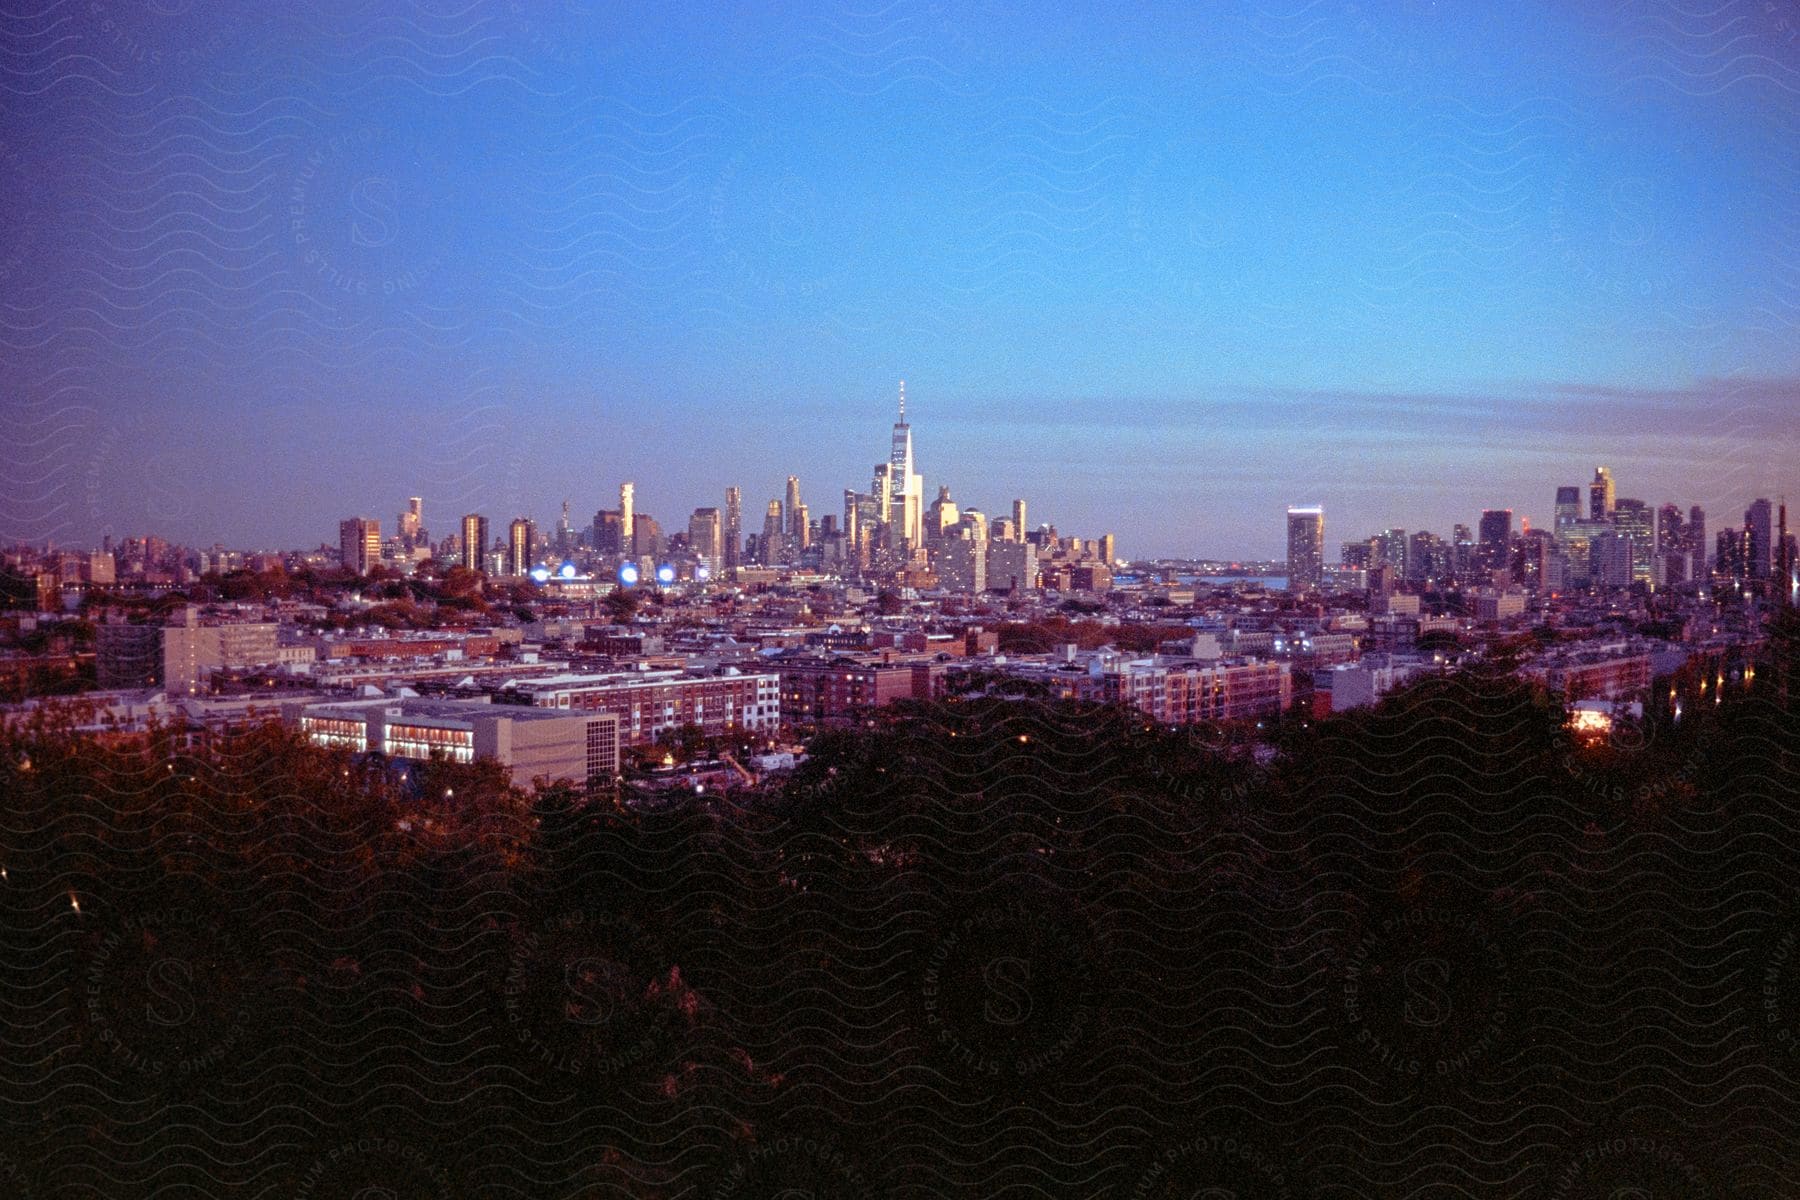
left=0, top=663, right=1791, bottom=1191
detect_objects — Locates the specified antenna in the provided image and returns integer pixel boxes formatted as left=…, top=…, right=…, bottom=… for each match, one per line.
left=898, top=380, right=906, bottom=423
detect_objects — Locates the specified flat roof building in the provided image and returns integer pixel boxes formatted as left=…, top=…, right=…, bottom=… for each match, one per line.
left=290, top=697, right=619, bottom=791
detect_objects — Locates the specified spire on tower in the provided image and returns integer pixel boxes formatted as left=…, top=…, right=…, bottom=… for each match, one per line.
left=898, top=380, right=905, bottom=423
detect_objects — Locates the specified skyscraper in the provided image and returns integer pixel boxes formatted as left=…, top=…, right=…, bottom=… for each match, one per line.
left=507, top=518, right=537, bottom=576
left=1452, top=523, right=1475, bottom=580
left=1477, top=509, right=1513, bottom=574
left=724, top=486, right=742, bottom=569
left=460, top=513, right=489, bottom=573
left=1688, top=505, right=1706, bottom=580
left=1613, top=498, right=1653, bottom=583
left=1408, top=530, right=1448, bottom=584
left=1656, top=503, right=1686, bottom=587
left=399, top=496, right=423, bottom=548
left=1555, top=486, right=1581, bottom=530
left=620, top=482, right=635, bottom=547
left=785, top=476, right=803, bottom=546
left=888, top=381, right=924, bottom=547
left=593, top=510, right=623, bottom=556
left=1592, top=530, right=1633, bottom=588
left=871, top=463, right=896, bottom=550
left=631, top=514, right=662, bottom=559
left=555, top=499, right=573, bottom=554
left=1657, top=503, right=1683, bottom=551
left=1286, top=505, right=1324, bottom=593
left=761, top=500, right=783, bottom=565
left=1372, top=527, right=1409, bottom=577
left=1746, top=498, right=1774, bottom=578
left=1717, top=526, right=1750, bottom=580
left=689, top=507, right=722, bottom=567
left=1590, top=467, right=1615, bottom=522
left=1012, top=499, right=1027, bottom=540
left=339, top=518, right=380, bottom=576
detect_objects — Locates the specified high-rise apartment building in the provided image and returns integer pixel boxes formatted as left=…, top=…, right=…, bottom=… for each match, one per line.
left=1408, top=530, right=1449, bottom=584
left=1452, top=523, right=1475, bottom=580
left=1746, top=498, right=1774, bottom=578
left=1688, top=505, right=1706, bottom=580
left=619, top=482, right=635, bottom=546
left=1371, top=527, right=1409, bottom=578
left=1717, top=526, right=1751, bottom=580
left=987, top=541, right=1039, bottom=593
left=724, top=486, right=742, bottom=569
left=339, top=517, right=380, bottom=575
left=592, top=510, right=623, bottom=556
left=1286, top=505, right=1324, bottom=593
left=460, top=514, right=489, bottom=573
left=1657, top=503, right=1683, bottom=553
left=631, top=514, right=662, bottom=559
left=507, top=518, right=538, bottom=577
left=688, top=507, right=722, bottom=567
left=935, top=535, right=987, bottom=593
left=1590, top=467, right=1615, bottom=522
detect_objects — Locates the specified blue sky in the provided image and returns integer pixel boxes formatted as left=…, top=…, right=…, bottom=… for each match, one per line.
left=2, top=0, right=1797, bottom=558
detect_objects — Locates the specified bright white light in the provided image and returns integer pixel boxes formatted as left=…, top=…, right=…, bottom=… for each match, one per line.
left=619, top=564, right=640, bottom=586
left=656, top=564, right=676, bottom=585
left=529, top=567, right=551, bottom=584
left=559, top=562, right=577, bottom=579
left=1568, top=709, right=1611, bottom=737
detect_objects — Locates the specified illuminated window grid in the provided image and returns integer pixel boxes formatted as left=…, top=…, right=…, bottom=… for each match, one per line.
left=300, top=716, right=366, bottom=752
left=385, top=723, right=474, bottom=763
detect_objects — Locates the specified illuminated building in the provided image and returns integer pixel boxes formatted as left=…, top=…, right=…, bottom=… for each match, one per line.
left=460, top=514, right=489, bottom=573
left=338, top=517, right=380, bottom=575
left=501, top=668, right=780, bottom=747
left=507, top=518, right=538, bottom=577
left=887, top=381, right=924, bottom=547
left=1590, top=466, right=1615, bottom=522
left=724, top=486, right=742, bottom=569
left=292, top=698, right=619, bottom=790
left=1286, top=505, right=1324, bottom=593
left=1612, top=498, right=1653, bottom=583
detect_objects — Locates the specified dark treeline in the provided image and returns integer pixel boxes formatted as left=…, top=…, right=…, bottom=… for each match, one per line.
left=1, top=612, right=1797, bottom=1197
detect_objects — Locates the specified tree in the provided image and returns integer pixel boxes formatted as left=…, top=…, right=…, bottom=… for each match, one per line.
left=603, top=588, right=641, bottom=622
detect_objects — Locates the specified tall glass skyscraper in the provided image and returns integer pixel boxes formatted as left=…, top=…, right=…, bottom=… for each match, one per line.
left=1555, top=486, right=1581, bottom=530
left=1613, top=498, right=1654, bottom=583
left=887, top=381, right=923, bottom=547
left=1590, top=466, right=1615, bottom=522
left=1286, top=505, right=1324, bottom=593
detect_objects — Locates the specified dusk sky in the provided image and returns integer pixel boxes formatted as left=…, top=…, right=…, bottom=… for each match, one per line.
left=3, top=1, right=1797, bottom=559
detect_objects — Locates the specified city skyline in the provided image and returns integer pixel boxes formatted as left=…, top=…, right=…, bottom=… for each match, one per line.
left=3, top=6, right=1797, bottom=559
left=31, top=414, right=1795, bottom=571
